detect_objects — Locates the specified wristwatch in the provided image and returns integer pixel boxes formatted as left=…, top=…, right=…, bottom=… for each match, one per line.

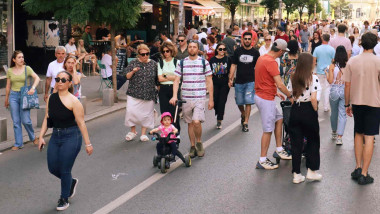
left=344, top=104, right=350, bottom=107
left=163, top=74, right=167, bottom=78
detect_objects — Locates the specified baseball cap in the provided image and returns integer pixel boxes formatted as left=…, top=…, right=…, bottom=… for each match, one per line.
left=273, top=39, right=289, bottom=51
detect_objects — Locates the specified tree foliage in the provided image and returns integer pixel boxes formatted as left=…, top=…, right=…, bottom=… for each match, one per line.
left=282, top=0, right=296, bottom=20
left=306, top=0, right=322, bottom=21
left=260, top=0, right=279, bottom=20
left=23, top=0, right=143, bottom=101
left=223, top=0, right=240, bottom=27
left=331, top=0, right=351, bottom=19
left=294, top=0, right=308, bottom=21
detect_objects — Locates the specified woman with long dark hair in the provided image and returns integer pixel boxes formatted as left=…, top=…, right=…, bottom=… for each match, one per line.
left=326, top=46, right=348, bottom=145
left=309, top=32, right=322, bottom=54
left=209, top=43, right=231, bottom=129
left=287, top=53, right=322, bottom=184
left=5, top=50, right=40, bottom=150
left=39, top=71, right=93, bottom=211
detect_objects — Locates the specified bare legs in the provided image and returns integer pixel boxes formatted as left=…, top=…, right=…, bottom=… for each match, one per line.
left=188, top=120, right=202, bottom=147
left=355, top=133, right=375, bottom=176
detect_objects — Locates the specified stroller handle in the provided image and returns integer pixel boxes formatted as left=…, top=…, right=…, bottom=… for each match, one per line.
left=150, top=132, right=177, bottom=141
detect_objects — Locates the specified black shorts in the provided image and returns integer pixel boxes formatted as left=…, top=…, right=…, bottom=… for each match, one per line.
left=352, top=105, right=380, bottom=136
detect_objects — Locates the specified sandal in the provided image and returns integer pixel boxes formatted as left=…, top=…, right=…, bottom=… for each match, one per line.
left=140, top=135, right=149, bottom=142
left=125, top=132, right=137, bottom=141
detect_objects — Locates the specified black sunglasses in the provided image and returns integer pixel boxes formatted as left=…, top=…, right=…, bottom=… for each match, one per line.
left=163, top=50, right=171, bottom=53
left=218, top=48, right=227, bottom=51
left=244, top=38, right=252, bottom=41
left=139, top=52, right=150, bottom=56
left=177, top=40, right=184, bottom=42
left=55, top=77, right=70, bottom=83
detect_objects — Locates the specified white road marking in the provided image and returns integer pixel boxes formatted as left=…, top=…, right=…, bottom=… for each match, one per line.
left=93, top=108, right=259, bottom=214
left=112, top=173, right=128, bottom=181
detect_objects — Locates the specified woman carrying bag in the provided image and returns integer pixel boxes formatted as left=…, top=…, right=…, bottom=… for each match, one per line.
left=5, top=50, right=40, bottom=151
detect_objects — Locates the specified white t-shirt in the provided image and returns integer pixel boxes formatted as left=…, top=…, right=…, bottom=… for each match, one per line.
left=65, top=43, right=77, bottom=55
left=374, top=42, right=380, bottom=57
left=101, top=54, right=112, bottom=78
left=287, top=75, right=322, bottom=103
left=205, top=43, right=217, bottom=54
left=46, top=60, right=64, bottom=88
left=198, top=32, right=207, bottom=43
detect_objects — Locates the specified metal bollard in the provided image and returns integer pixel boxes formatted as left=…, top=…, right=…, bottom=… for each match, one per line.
left=102, top=89, right=114, bottom=106
left=80, top=96, right=87, bottom=115
left=0, top=117, right=7, bottom=142
left=37, top=106, right=46, bottom=128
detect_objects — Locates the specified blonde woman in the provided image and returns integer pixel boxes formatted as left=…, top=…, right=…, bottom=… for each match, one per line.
left=77, top=39, right=98, bottom=75
left=125, top=44, right=158, bottom=142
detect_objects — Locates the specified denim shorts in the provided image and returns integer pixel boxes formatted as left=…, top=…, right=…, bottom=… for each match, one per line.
left=234, top=82, right=255, bottom=105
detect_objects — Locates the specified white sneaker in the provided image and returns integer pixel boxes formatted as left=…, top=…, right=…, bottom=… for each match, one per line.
left=331, top=132, right=337, bottom=140
left=306, top=169, right=322, bottom=181
left=256, top=158, right=279, bottom=170
left=293, top=173, right=306, bottom=184
left=336, top=138, right=343, bottom=145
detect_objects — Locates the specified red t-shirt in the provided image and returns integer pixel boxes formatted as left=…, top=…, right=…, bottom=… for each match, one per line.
left=241, top=30, right=258, bottom=46
left=254, top=54, right=280, bottom=100
left=275, top=34, right=289, bottom=43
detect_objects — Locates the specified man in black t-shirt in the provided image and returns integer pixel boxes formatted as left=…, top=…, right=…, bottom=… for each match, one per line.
left=228, top=31, right=260, bottom=132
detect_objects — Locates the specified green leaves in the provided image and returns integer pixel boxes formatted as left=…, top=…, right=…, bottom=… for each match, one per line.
left=22, top=0, right=143, bottom=31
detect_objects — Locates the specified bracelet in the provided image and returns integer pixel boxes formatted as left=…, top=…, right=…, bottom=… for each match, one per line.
left=344, top=104, right=350, bottom=108
left=85, top=144, right=92, bottom=147
left=32, top=86, right=36, bottom=90
left=287, top=94, right=293, bottom=99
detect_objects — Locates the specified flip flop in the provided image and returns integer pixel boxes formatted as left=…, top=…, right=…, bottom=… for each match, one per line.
left=125, top=132, right=137, bottom=141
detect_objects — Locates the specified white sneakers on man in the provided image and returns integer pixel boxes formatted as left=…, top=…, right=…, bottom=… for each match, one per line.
left=306, top=168, right=323, bottom=181
left=293, top=173, right=306, bottom=184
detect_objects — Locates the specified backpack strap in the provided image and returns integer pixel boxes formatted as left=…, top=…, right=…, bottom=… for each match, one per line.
left=173, top=58, right=178, bottom=68
left=202, top=58, right=206, bottom=72
left=159, top=59, right=164, bottom=70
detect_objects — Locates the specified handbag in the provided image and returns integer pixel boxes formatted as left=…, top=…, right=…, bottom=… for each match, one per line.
left=20, top=66, right=39, bottom=110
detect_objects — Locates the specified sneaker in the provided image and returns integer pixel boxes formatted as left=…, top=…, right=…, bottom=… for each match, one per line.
left=189, top=146, right=197, bottom=158
left=336, top=138, right=343, bottom=145
left=306, top=169, right=322, bottom=181
left=56, top=198, right=69, bottom=211
left=195, top=142, right=205, bottom=157
left=256, top=158, right=279, bottom=170
left=242, top=124, right=249, bottom=132
left=216, top=121, right=222, bottom=129
left=273, top=150, right=292, bottom=160
left=358, top=174, right=374, bottom=185
left=351, top=168, right=362, bottom=180
left=331, top=132, right=337, bottom=140
left=69, top=178, right=78, bottom=199
left=293, top=173, right=306, bottom=184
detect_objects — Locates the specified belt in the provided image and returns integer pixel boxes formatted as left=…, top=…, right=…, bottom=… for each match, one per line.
left=160, top=84, right=173, bottom=87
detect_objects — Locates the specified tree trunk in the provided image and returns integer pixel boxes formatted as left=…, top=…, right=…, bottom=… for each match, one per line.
left=110, top=28, right=118, bottom=103
left=286, top=11, right=289, bottom=20
left=299, top=9, right=302, bottom=21
left=230, top=6, right=236, bottom=27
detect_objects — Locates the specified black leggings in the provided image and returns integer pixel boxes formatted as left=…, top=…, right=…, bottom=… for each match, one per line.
left=213, top=77, right=230, bottom=120
left=158, top=84, right=180, bottom=133
left=289, top=102, right=320, bottom=174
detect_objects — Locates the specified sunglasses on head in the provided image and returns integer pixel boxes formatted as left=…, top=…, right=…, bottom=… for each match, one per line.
left=218, top=48, right=227, bottom=51
left=244, top=38, right=252, bottom=41
left=177, top=40, right=184, bottom=42
left=55, top=77, right=70, bottom=83
left=139, top=52, right=150, bottom=56
left=163, top=50, right=171, bottom=53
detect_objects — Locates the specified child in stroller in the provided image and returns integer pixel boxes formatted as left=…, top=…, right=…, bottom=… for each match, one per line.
left=150, top=112, right=191, bottom=173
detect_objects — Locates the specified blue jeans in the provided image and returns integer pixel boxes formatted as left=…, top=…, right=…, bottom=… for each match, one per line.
left=301, top=42, right=308, bottom=52
left=47, top=126, right=82, bottom=199
left=329, top=85, right=346, bottom=136
left=9, top=90, right=35, bottom=147
left=234, top=82, right=255, bottom=105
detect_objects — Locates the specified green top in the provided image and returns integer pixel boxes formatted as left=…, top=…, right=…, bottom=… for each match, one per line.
left=82, top=32, right=93, bottom=49
left=157, top=58, right=179, bottom=85
left=6, top=66, right=35, bottom=91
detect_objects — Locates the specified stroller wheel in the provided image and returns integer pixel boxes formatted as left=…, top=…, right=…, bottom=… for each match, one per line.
left=153, top=155, right=158, bottom=167
left=160, top=158, right=167, bottom=173
left=185, top=156, right=191, bottom=167
left=165, top=160, right=170, bottom=169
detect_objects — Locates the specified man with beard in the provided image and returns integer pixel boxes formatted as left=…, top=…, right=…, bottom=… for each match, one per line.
left=170, top=41, right=214, bottom=158
left=228, top=32, right=260, bottom=132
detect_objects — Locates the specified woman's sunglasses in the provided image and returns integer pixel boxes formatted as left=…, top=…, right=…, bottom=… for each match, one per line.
left=55, top=77, right=70, bottom=83
left=218, top=48, right=227, bottom=51
left=163, top=50, right=171, bottom=53
left=265, top=39, right=271, bottom=41
left=139, top=52, right=150, bottom=56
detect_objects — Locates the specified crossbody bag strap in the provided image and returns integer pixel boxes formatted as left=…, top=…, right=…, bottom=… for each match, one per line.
left=24, top=66, right=28, bottom=87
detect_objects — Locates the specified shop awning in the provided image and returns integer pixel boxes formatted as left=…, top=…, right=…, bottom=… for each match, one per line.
left=170, top=1, right=216, bottom=16
left=141, top=1, right=153, bottom=13
left=194, top=0, right=225, bottom=13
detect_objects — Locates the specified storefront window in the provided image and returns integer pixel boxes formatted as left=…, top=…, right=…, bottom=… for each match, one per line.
left=0, top=0, right=12, bottom=71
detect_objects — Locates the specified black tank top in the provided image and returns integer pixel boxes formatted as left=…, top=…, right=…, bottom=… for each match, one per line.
left=48, top=93, right=77, bottom=128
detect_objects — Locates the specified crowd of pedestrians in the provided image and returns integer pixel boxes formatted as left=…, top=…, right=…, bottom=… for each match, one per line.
left=3, top=18, right=380, bottom=211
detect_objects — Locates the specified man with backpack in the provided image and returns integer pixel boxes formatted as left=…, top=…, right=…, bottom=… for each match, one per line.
left=170, top=41, right=214, bottom=158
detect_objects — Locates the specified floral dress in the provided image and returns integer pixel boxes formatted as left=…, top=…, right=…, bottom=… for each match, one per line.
left=281, top=52, right=298, bottom=86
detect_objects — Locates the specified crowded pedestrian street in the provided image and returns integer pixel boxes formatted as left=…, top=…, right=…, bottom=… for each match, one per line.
left=0, top=88, right=379, bottom=213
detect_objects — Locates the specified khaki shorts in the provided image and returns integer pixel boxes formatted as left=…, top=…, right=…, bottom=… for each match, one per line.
left=182, top=100, right=206, bottom=123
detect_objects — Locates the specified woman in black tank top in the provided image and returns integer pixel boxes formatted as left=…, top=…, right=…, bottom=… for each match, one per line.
left=38, top=71, right=93, bottom=211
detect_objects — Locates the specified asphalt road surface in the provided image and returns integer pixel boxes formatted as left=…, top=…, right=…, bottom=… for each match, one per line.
left=1, top=90, right=379, bottom=214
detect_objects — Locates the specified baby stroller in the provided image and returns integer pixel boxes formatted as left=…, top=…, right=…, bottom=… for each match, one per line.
left=280, top=101, right=307, bottom=163
left=151, top=100, right=191, bottom=173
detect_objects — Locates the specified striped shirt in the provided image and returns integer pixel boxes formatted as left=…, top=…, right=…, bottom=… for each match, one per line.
left=174, top=56, right=212, bottom=100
